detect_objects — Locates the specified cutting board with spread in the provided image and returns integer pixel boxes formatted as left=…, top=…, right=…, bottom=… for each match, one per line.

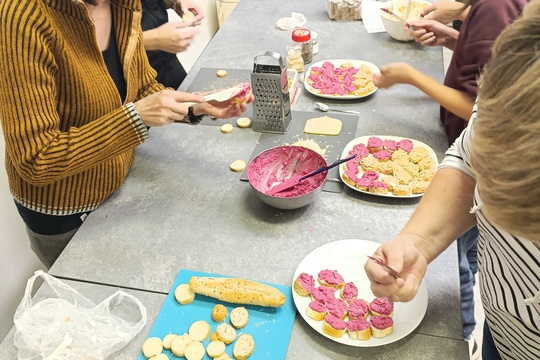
left=137, top=269, right=296, bottom=360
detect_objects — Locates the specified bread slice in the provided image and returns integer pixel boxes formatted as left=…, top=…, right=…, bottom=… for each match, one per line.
left=322, top=315, right=347, bottom=338
left=174, top=283, right=195, bottom=305
left=206, top=340, right=226, bottom=358
left=215, top=323, right=236, bottom=344
left=212, top=304, right=228, bottom=323
left=305, top=300, right=326, bottom=321
left=170, top=333, right=193, bottom=357
left=184, top=340, right=205, bottom=360
left=370, top=315, right=394, bottom=338
left=347, top=318, right=371, bottom=341
left=233, top=334, right=255, bottom=360
left=189, top=276, right=286, bottom=307
left=141, top=337, right=163, bottom=358
left=162, top=333, right=177, bottom=350
left=230, top=306, right=249, bottom=329
left=188, top=320, right=211, bottom=342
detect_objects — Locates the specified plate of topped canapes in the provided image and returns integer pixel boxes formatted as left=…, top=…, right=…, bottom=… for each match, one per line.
left=304, top=59, right=380, bottom=99
left=339, top=135, right=438, bottom=198
left=292, top=239, right=428, bottom=347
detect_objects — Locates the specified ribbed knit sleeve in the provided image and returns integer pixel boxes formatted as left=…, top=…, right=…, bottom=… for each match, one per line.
left=0, top=0, right=158, bottom=214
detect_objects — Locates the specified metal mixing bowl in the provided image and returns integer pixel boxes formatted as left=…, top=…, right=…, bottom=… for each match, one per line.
left=247, top=145, right=328, bottom=210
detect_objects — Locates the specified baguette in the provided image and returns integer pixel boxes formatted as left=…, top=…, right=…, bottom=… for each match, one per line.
left=188, top=276, right=286, bottom=308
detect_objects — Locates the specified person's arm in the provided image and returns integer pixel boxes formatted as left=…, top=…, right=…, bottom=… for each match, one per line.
left=372, top=63, right=475, bottom=121
left=421, top=1, right=471, bottom=23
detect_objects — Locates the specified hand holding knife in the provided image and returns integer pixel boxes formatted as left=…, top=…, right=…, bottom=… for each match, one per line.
left=367, top=255, right=401, bottom=279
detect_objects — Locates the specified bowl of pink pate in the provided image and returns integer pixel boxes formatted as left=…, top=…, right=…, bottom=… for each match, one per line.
left=247, top=145, right=328, bottom=210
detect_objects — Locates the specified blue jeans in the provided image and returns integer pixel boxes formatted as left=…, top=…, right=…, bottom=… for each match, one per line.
left=483, top=322, right=502, bottom=360
left=458, top=226, right=479, bottom=339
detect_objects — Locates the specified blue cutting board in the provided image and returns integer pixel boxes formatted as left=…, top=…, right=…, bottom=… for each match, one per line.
left=138, top=269, right=296, bottom=359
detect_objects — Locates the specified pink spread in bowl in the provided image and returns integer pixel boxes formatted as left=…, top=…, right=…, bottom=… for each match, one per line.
left=247, top=145, right=328, bottom=210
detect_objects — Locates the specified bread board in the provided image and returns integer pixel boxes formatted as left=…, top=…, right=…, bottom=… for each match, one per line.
left=137, top=269, right=296, bottom=360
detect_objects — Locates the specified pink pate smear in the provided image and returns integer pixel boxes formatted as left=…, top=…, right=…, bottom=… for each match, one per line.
left=341, top=282, right=358, bottom=302
left=318, top=269, right=345, bottom=286
left=355, top=177, right=373, bottom=189
left=231, top=82, right=252, bottom=101
left=347, top=318, right=370, bottom=331
left=382, top=139, right=398, bottom=152
left=348, top=299, right=370, bottom=319
left=324, top=314, right=348, bottom=330
left=247, top=147, right=325, bottom=198
left=311, top=286, right=336, bottom=304
left=397, top=139, right=414, bottom=153
left=373, top=149, right=391, bottom=161
left=350, top=143, right=370, bottom=158
left=370, top=297, right=394, bottom=315
left=362, top=170, right=379, bottom=181
left=370, top=181, right=389, bottom=190
left=308, top=300, right=327, bottom=313
left=297, top=272, right=315, bottom=293
left=326, top=298, right=348, bottom=318
left=370, top=315, right=394, bottom=329
left=367, top=136, right=383, bottom=150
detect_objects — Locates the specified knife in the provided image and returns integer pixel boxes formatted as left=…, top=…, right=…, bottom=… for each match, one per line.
left=367, top=255, right=401, bottom=279
left=380, top=7, right=419, bottom=30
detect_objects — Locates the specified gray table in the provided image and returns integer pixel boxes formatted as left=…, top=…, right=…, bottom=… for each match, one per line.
left=40, top=0, right=467, bottom=358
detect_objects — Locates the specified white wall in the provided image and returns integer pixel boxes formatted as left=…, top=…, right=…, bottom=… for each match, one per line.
left=0, top=0, right=220, bottom=342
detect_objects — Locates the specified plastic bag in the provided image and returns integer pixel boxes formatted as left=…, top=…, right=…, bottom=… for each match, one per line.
left=276, top=12, right=307, bottom=31
left=13, top=270, right=147, bottom=360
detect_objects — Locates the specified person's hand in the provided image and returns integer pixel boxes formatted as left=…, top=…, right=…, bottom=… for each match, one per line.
left=409, top=18, right=458, bottom=47
left=133, top=90, right=205, bottom=126
left=372, top=63, right=415, bottom=89
left=144, top=21, right=199, bottom=53
left=364, top=234, right=428, bottom=302
left=192, top=93, right=254, bottom=119
left=177, top=0, right=205, bottom=26
left=421, top=0, right=468, bottom=24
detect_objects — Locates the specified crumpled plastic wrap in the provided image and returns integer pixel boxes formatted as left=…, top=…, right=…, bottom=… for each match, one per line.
left=276, top=12, right=307, bottom=30
left=328, top=0, right=362, bottom=20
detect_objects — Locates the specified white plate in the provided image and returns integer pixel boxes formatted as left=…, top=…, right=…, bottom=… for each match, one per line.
left=292, top=239, right=428, bottom=347
left=339, top=135, right=439, bottom=198
left=304, top=59, right=380, bottom=99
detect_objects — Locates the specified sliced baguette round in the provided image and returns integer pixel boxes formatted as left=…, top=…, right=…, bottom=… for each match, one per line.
left=206, top=340, right=226, bottom=358
left=215, top=323, right=237, bottom=344
left=188, top=320, right=211, bottom=342
left=170, top=333, right=193, bottom=357
left=233, top=334, right=255, bottom=360
left=230, top=306, right=249, bottom=329
left=174, top=283, right=195, bottom=305
left=184, top=341, right=205, bottom=360
left=212, top=304, right=228, bottom=323
left=162, top=333, right=177, bottom=350
left=142, top=337, right=163, bottom=358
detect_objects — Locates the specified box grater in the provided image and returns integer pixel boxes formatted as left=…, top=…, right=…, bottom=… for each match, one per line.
left=251, top=51, right=292, bottom=134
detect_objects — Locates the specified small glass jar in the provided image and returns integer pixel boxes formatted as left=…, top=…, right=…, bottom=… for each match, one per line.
left=292, top=28, right=313, bottom=65
left=286, top=43, right=304, bottom=72
left=311, top=31, right=319, bottom=55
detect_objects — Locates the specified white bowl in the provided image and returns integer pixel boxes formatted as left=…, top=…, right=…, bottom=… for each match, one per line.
left=247, top=145, right=328, bottom=210
left=380, top=0, right=430, bottom=41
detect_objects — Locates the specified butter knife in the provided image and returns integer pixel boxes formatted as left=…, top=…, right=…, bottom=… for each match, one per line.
left=367, top=255, right=401, bottom=279
left=380, top=7, right=419, bottom=30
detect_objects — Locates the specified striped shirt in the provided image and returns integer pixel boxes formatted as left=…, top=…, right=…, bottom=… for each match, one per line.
left=440, top=107, right=540, bottom=359
left=0, top=0, right=162, bottom=215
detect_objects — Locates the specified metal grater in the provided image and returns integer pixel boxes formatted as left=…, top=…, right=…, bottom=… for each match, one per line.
left=251, top=51, right=292, bottom=133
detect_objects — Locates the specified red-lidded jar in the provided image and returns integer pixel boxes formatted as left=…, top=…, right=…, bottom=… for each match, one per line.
left=292, top=28, right=313, bottom=64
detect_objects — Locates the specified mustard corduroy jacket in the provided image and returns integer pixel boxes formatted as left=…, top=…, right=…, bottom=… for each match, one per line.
left=0, top=0, right=163, bottom=215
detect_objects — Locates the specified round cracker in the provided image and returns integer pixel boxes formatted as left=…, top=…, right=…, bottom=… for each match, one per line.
left=230, top=160, right=246, bottom=172
left=220, top=123, right=234, bottom=133
left=236, top=117, right=251, bottom=128
left=216, top=69, right=228, bottom=77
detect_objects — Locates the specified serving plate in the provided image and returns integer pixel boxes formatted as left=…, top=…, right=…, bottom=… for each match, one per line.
left=304, top=59, right=380, bottom=99
left=339, top=135, right=438, bottom=198
left=292, top=239, right=428, bottom=347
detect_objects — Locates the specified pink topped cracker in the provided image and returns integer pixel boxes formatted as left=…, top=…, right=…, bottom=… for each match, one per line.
left=397, top=139, right=414, bottom=153
left=355, top=177, right=373, bottom=190
left=347, top=318, right=370, bottom=331
left=382, top=139, right=398, bottom=152
left=318, top=269, right=345, bottom=287
left=345, top=160, right=359, bottom=174
left=362, top=170, right=379, bottom=181
left=369, top=181, right=389, bottom=190
left=311, top=286, right=336, bottom=304
left=367, top=136, right=383, bottom=150
left=341, top=282, right=358, bottom=302
left=326, top=298, right=348, bottom=319
left=373, top=149, right=391, bottom=161
left=297, top=272, right=315, bottom=293
left=370, top=315, right=394, bottom=329
left=308, top=300, right=327, bottom=313
left=324, top=314, right=348, bottom=330
left=370, top=297, right=394, bottom=315
left=348, top=299, right=370, bottom=319
left=351, top=143, right=370, bottom=158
